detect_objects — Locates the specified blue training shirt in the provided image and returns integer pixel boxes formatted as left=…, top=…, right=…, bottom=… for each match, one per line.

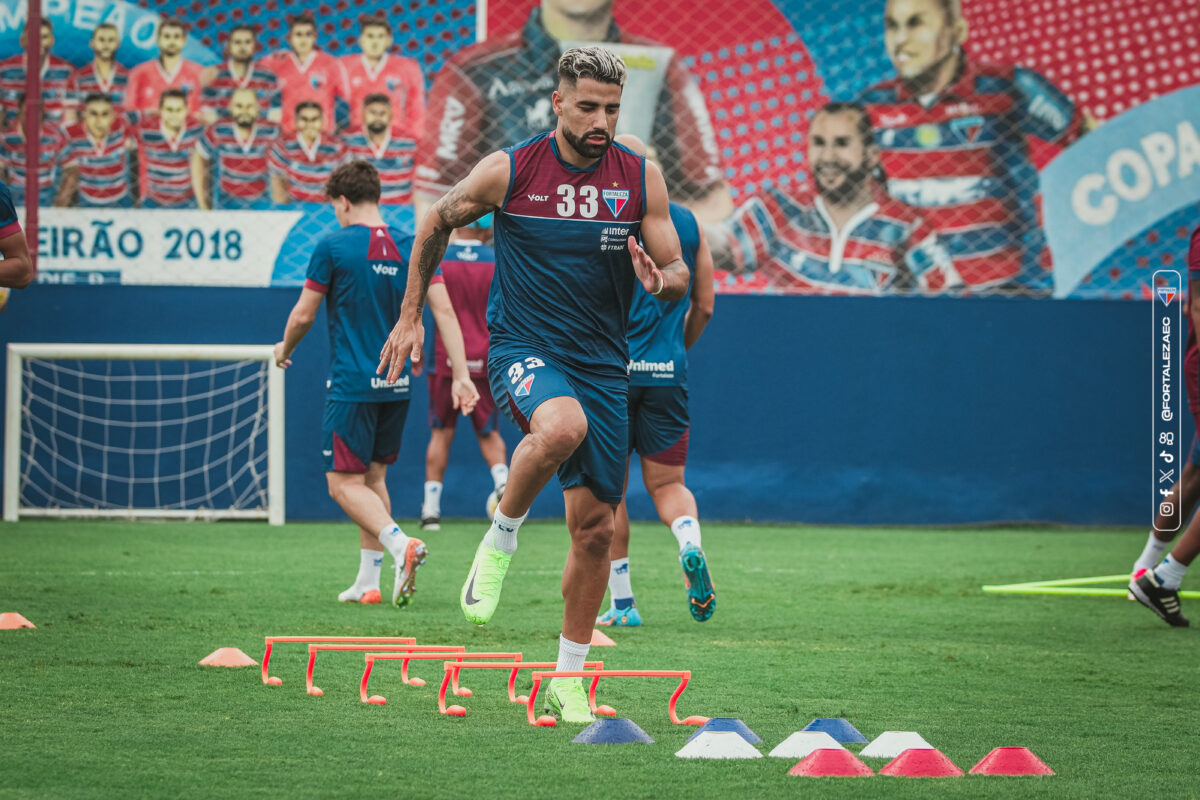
left=304, top=224, right=413, bottom=402
left=627, top=201, right=698, bottom=386
left=489, top=132, right=646, bottom=377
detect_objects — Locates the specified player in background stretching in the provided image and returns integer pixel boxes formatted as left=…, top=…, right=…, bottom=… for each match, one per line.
left=0, top=181, right=34, bottom=291
left=596, top=134, right=715, bottom=627
left=419, top=214, right=509, bottom=531
left=379, top=47, right=690, bottom=723
left=274, top=160, right=478, bottom=606
left=1128, top=226, right=1200, bottom=627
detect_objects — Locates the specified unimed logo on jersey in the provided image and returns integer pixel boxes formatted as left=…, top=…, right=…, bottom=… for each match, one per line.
left=603, top=188, right=629, bottom=217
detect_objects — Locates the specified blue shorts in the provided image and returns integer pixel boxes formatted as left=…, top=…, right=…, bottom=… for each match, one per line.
left=322, top=399, right=409, bottom=473
left=628, top=385, right=689, bottom=466
left=489, top=350, right=627, bottom=504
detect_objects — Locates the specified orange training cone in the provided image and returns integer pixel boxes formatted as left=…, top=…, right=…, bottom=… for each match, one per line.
left=590, top=629, right=616, bottom=646
left=199, top=647, right=258, bottom=667
left=789, top=749, right=874, bottom=777
left=880, top=748, right=964, bottom=777
left=0, top=612, right=35, bottom=629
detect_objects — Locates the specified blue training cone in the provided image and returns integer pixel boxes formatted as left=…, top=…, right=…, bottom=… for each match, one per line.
left=801, top=718, right=868, bottom=744
left=572, top=718, right=654, bottom=744
left=686, top=717, right=762, bottom=744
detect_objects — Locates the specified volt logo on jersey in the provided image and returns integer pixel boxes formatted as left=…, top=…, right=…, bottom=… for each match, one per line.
left=1158, top=286, right=1178, bottom=305
left=515, top=375, right=535, bottom=397
left=603, top=188, right=630, bottom=217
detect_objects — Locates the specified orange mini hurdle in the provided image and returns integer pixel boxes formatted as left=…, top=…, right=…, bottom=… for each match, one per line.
left=305, top=644, right=465, bottom=696
left=359, top=652, right=524, bottom=705
left=436, top=661, right=608, bottom=717
left=524, top=670, right=709, bottom=728
left=260, top=636, right=417, bottom=685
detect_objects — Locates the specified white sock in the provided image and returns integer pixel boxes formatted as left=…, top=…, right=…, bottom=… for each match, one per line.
left=1135, top=531, right=1172, bottom=571
left=1156, top=554, right=1189, bottom=590
left=490, top=463, right=509, bottom=489
left=556, top=633, right=590, bottom=672
left=671, top=515, right=701, bottom=551
left=354, top=549, right=383, bottom=590
left=379, top=523, right=410, bottom=559
left=422, top=481, right=443, bottom=517
left=609, top=557, right=634, bottom=609
left=483, top=508, right=524, bottom=554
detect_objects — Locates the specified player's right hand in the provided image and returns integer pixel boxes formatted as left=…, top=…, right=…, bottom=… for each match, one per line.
left=272, top=341, right=291, bottom=369
left=378, top=314, right=424, bottom=384
left=451, top=376, right=480, bottom=416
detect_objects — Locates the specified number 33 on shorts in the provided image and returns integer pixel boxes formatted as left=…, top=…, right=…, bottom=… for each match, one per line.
left=508, top=357, right=545, bottom=397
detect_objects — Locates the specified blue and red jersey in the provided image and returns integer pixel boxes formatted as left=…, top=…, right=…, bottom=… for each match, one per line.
left=200, top=61, right=282, bottom=121
left=0, top=123, right=69, bottom=207
left=61, top=119, right=134, bottom=207
left=136, top=118, right=205, bottom=208
left=858, top=56, right=1084, bottom=292
left=627, top=202, right=698, bottom=386
left=0, top=181, right=20, bottom=239
left=723, top=186, right=955, bottom=295
left=491, top=133, right=646, bottom=377
left=341, top=127, right=415, bottom=205
left=71, top=62, right=128, bottom=111
left=268, top=134, right=347, bottom=203
left=0, top=54, right=75, bottom=124
left=341, top=53, right=424, bottom=134
left=196, top=121, right=280, bottom=209
left=430, top=240, right=494, bottom=378
left=305, top=224, right=414, bottom=402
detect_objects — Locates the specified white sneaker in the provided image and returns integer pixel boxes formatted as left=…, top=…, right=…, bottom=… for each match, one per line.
left=486, top=483, right=505, bottom=517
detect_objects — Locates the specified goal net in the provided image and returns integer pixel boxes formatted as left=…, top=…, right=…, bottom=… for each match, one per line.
left=4, top=344, right=285, bottom=525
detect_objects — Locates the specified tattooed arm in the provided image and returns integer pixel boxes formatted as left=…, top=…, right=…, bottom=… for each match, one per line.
left=378, top=150, right=511, bottom=383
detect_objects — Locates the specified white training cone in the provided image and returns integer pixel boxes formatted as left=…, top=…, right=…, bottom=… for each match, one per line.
left=769, top=731, right=845, bottom=759
left=860, top=731, right=933, bottom=758
left=675, top=731, right=763, bottom=759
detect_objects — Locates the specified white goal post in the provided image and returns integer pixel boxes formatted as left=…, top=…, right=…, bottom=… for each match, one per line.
left=4, top=343, right=285, bottom=525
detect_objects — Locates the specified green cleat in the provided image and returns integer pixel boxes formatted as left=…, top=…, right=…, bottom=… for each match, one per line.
left=542, top=677, right=594, bottom=724
left=680, top=543, right=716, bottom=622
left=460, top=539, right=513, bottom=625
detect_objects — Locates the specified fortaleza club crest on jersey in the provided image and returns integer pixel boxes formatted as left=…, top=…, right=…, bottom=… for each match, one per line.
left=1158, top=286, right=1178, bottom=305
left=515, top=374, right=535, bottom=397
left=602, top=187, right=630, bottom=217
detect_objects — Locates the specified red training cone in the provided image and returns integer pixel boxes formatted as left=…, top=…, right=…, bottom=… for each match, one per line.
left=199, top=647, right=258, bottom=667
left=969, top=747, right=1054, bottom=776
left=590, top=629, right=616, bottom=646
left=880, top=748, right=963, bottom=777
left=0, top=612, right=35, bottom=629
left=789, top=749, right=874, bottom=777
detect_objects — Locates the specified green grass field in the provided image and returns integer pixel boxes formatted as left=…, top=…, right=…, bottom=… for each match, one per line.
left=1, top=520, right=1197, bottom=799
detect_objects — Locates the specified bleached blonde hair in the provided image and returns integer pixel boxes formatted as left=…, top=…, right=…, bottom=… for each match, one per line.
left=557, top=45, right=627, bottom=88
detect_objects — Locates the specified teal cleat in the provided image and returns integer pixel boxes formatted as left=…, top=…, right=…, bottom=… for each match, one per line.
left=680, top=544, right=715, bottom=622
left=596, top=604, right=643, bottom=627
left=542, top=677, right=594, bottom=724
left=460, top=539, right=513, bottom=625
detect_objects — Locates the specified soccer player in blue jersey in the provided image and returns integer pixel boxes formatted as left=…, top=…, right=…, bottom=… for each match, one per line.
left=596, top=134, right=715, bottom=628
left=0, top=181, right=34, bottom=292
left=274, top=160, right=478, bottom=607
left=379, top=46, right=691, bottom=723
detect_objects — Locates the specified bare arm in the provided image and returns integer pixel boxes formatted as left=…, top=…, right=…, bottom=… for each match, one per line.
left=273, top=288, right=324, bottom=368
left=630, top=159, right=689, bottom=302
left=55, top=165, right=79, bottom=207
left=378, top=149, right=509, bottom=383
left=270, top=172, right=290, bottom=205
left=190, top=151, right=211, bottom=211
left=427, top=282, right=480, bottom=414
left=0, top=231, right=34, bottom=289
left=683, top=224, right=715, bottom=350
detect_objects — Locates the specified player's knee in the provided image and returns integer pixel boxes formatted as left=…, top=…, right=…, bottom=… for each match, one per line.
left=572, top=515, right=614, bottom=558
left=540, top=423, right=587, bottom=460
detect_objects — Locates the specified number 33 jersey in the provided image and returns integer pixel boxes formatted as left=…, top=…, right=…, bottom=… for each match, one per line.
left=490, top=131, right=646, bottom=378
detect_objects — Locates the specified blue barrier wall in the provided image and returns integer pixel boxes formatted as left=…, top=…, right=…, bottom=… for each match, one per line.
left=0, top=287, right=1158, bottom=525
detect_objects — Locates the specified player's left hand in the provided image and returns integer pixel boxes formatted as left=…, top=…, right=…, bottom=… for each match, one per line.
left=451, top=376, right=480, bottom=416
left=272, top=341, right=291, bottom=369
left=628, top=236, right=664, bottom=295
left=378, top=314, right=423, bottom=384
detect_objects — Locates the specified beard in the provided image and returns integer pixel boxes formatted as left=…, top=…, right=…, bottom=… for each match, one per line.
left=234, top=114, right=256, bottom=128
left=815, top=161, right=871, bottom=205
left=366, top=121, right=389, bottom=135
left=562, top=126, right=611, bottom=159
